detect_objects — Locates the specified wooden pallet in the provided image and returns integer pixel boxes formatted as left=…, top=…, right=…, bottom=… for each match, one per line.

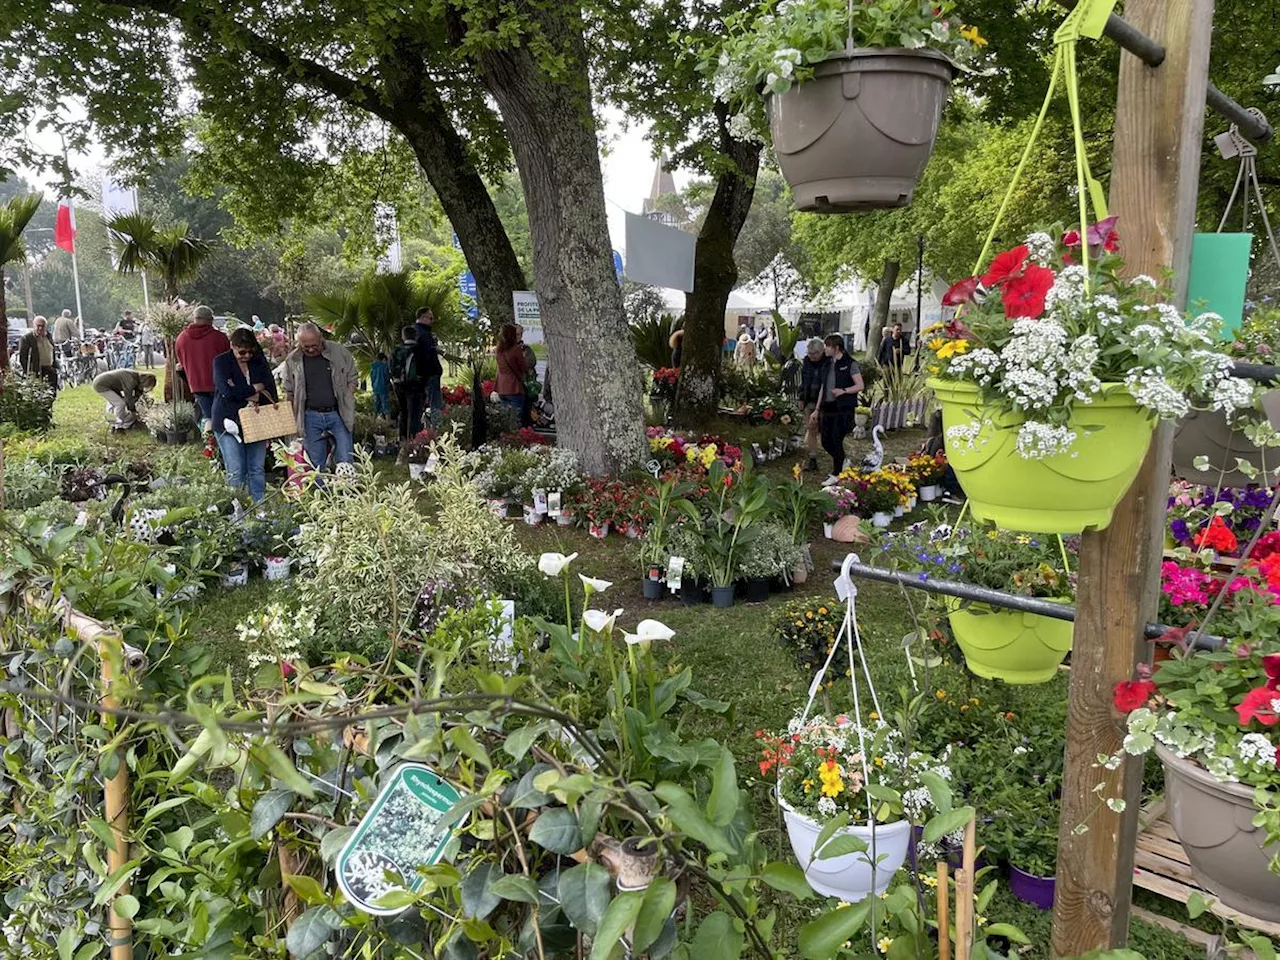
left=1133, top=802, right=1280, bottom=939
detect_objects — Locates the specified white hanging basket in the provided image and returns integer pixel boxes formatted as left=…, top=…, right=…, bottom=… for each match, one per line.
left=780, top=798, right=911, bottom=899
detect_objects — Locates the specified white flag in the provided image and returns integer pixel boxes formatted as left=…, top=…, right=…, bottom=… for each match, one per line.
left=374, top=201, right=402, bottom=274
left=102, top=175, right=138, bottom=218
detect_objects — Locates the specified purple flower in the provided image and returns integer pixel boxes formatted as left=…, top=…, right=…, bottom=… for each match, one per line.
left=1170, top=518, right=1191, bottom=543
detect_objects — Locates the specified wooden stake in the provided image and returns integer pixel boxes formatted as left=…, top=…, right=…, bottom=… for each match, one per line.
left=1051, top=1, right=1213, bottom=955
left=955, top=819, right=976, bottom=960
left=99, top=632, right=134, bottom=960
left=937, top=862, right=951, bottom=960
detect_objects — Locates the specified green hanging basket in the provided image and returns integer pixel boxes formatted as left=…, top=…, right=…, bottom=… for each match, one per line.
left=945, top=599, right=1074, bottom=685
left=929, top=378, right=1156, bottom=534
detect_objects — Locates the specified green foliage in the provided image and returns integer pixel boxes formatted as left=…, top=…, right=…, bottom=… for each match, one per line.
left=0, top=372, right=55, bottom=434
left=0, top=192, right=42, bottom=268
left=105, top=213, right=211, bottom=301
left=307, top=268, right=466, bottom=362
left=629, top=306, right=679, bottom=371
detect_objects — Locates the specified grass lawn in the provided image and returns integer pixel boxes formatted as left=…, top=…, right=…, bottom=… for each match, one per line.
left=19, top=381, right=1221, bottom=958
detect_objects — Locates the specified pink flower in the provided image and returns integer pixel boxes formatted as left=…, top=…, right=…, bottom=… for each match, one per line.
left=1237, top=686, right=1280, bottom=727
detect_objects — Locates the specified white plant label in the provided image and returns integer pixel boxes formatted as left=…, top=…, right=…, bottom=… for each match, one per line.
left=667, top=556, right=685, bottom=592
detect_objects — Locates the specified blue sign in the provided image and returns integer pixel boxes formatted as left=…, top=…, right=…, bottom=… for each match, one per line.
left=459, top=270, right=478, bottom=318
left=452, top=232, right=461, bottom=251
left=612, top=249, right=624, bottom=285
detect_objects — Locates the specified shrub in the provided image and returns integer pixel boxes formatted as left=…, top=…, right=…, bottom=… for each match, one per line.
left=771, top=597, right=846, bottom=672
left=0, top=373, right=54, bottom=434
left=2, top=456, right=60, bottom=509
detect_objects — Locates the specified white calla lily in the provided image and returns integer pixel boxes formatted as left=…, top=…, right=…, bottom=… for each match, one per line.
left=538, top=552, right=579, bottom=577
left=582, top=608, right=623, bottom=633
left=632, top=619, right=676, bottom=643
left=579, top=574, right=613, bottom=594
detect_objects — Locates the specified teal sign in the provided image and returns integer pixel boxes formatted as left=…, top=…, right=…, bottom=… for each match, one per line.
left=1187, top=232, right=1252, bottom=338
left=335, top=764, right=467, bottom=915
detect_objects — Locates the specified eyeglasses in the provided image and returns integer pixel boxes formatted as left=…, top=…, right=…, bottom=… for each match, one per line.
left=300, top=342, right=323, bottom=353
left=234, top=347, right=255, bottom=357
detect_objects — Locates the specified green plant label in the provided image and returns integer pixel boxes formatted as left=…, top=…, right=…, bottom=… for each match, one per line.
left=334, top=764, right=467, bottom=916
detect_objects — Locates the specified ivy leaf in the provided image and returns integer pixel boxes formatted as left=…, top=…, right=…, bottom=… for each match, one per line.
left=528, top=808, right=582, bottom=855
left=286, top=906, right=341, bottom=958
left=251, top=789, right=295, bottom=840
left=557, top=862, right=612, bottom=937
left=588, top=890, right=644, bottom=960
left=798, top=898, right=872, bottom=959
left=632, top=877, right=677, bottom=955
left=761, top=862, right=814, bottom=899
left=690, top=911, right=743, bottom=960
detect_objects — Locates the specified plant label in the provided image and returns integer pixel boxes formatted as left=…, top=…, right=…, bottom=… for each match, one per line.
left=547, top=491, right=562, bottom=517
left=425, top=454, right=439, bottom=473
left=533, top=488, right=548, bottom=514
left=667, top=556, right=685, bottom=592
left=751, top=443, right=765, bottom=463
left=335, top=764, right=468, bottom=916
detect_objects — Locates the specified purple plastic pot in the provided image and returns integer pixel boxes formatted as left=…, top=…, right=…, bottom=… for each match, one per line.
left=1008, top=864, right=1055, bottom=910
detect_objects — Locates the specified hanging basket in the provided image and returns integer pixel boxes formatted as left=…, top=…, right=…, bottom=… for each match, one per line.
left=945, top=599, right=1073, bottom=685
left=929, top=378, right=1155, bottom=534
left=1157, top=745, right=1280, bottom=921
left=1171, top=409, right=1271, bottom=488
left=766, top=48, right=956, bottom=213
left=779, top=796, right=911, bottom=899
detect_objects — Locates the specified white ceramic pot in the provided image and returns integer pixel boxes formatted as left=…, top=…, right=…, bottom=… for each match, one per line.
left=893, top=505, right=904, bottom=518
left=872, top=512, right=893, bottom=529
left=907, top=496, right=917, bottom=511
left=409, top=462, right=426, bottom=480
left=222, top=565, right=249, bottom=589
left=265, top=556, right=293, bottom=582
left=919, top=485, right=939, bottom=502
left=556, top=514, right=575, bottom=527
left=488, top=499, right=509, bottom=519
left=780, top=798, right=911, bottom=899
left=823, top=522, right=835, bottom=539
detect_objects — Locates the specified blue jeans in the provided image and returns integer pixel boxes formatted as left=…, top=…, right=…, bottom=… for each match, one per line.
left=500, top=394, right=524, bottom=416
left=303, top=410, right=354, bottom=469
left=424, top=376, right=443, bottom=426
left=216, top=431, right=268, bottom=502
left=193, top=392, right=215, bottom=422
left=373, top=389, right=390, bottom=417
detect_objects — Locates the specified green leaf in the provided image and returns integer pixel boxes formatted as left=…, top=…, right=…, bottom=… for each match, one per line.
left=92, top=860, right=140, bottom=907
left=812, top=810, right=849, bottom=855
left=257, top=744, right=317, bottom=799
left=976, top=880, right=996, bottom=914
left=815, top=834, right=868, bottom=860
left=632, top=877, right=677, bottom=955
left=690, top=911, right=743, bottom=960
left=286, top=906, right=341, bottom=958
left=654, top=783, right=733, bottom=854
left=57, top=925, right=78, bottom=960
left=579, top=795, right=603, bottom=845
left=983, top=923, right=1031, bottom=944
left=1186, top=892, right=1208, bottom=919
left=799, top=899, right=873, bottom=959
left=251, top=789, right=295, bottom=840
left=528, top=807, right=582, bottom=855
left=707, top=747, right=740, bottom=828
left=140, top=796, right=194, bottom=826
left=86, top=817, right=118, bottom=854
left=113, top=895, right=140, bottom=920
left=761, top=862, right=814, bottom=899
left=504, top=724, right=542, bottom=763
left=589, top=890, right=644, bottom=960
left=488, top=874, right=540, bottom=904
left=919, top=770, right=953, bottom=813
left=284, top=874, right=327, bottom=906
left=461, top=862, right=502, bottom=920
left=1248, top=937, right=1277, bottom=960
left=923, top=806, right=974, bottom=844
left=558, top=862, right=612, bottom=937
left=319, top=827, right=354, bottom=864
left=449, top=726, right=492, bottom=768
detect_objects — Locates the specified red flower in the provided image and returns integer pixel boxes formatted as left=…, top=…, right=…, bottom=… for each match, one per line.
left=1265, top=653, right=1280, bottom=690
left=1237, top=686, right=1280, bottom=727
left=980, top=245, right=1029, bottom=287
left=762, top=409, right=775, bottom=421
left=1001, top=264, right=1055, bottom=319
left=1063, top=229, right=1082, bottom=247
left=1113, top=680, right=1157, bottom=712
left=1275, top=745, right=1280, bottom=769
left=942, top=276, right=980, bottom=306
left=1194, top=515, right=1238, bottom=554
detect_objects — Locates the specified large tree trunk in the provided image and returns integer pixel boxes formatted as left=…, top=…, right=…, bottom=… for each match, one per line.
left=675, top=115, right=762, bottom=427
left=865, top=259, right=900, bottom=362
left=472, top=10, right=645, bottom=474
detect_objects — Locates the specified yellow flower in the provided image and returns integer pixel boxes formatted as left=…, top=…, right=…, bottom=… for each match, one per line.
left=987, top=530, right=999, bottom=540
left=927, top=337, right=947, bottom=352
left=818, top=607, right=828, bottom=615
left=792, top=463, right=802, bottom=480
left=806, top=612, right=814, bottom=620
left=961, top=24, right=987, bottom=46
left=819, top=759, right=844, bottom=797
left=960, top=704, right=969, bottom=712
left=836, top=901, right=851, bottom=910
left=869, top=711, right=879, bottom=721
left=977, top=915, right=988, bottom=926
left=921, top=322, right=943, bottom=335
left=936, top=689, right=947, bottom=700
left=936, top=339, right=970, bottom=359
left=927, top=363, right=941, bottom=375
left=970, top=697, right=980, bottom=705
left=878, top=937, right=894, bottom=953
left=795, top=620, right=804, bottom=627
left=874, top=756, right=886, bottom=767
left=923, top=874, right=938, bottom=888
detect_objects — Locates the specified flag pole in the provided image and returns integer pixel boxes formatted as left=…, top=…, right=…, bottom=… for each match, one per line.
left=140, top=271, right=151, bottom=312
left=60, top=136, right=86, bottom=337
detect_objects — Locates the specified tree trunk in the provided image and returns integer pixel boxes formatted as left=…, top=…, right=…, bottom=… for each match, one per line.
left=675, top=115, right=762, bottom=427
left=865, top=259, right=900, bottom=362
left=472, top=11, right=645, bottom=474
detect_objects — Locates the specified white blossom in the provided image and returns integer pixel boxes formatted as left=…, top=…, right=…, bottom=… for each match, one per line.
left=1211, top=377, right=1255, bottom=419
left=1024, top=232, right=1055, bottom=265
left=538, top=552, right=578, bottom=576
left=946, top=421, right=986, bottom=451
left=1125, top=369, right=1190, bottom=418
left=1015, top=421, right=1078, bottom=459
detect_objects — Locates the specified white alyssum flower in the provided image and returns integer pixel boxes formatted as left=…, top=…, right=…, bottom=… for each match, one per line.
left=1015, top=421, right=1078, bottom=460
left=1045, top=265, right=1089, bottom=313
left=1125, top=369, right=1190, bottom=419
left=946, top=421, right=986, bottom=451
left=1239, top=733, right=1275, bottom=768
left=817, top=796, right=837, bottom=817
left=1211, top=377, right=1255, bottom=419
left=538, top=552, right=578, bottom=577
left=1024, top=232, right=1055, bottom=264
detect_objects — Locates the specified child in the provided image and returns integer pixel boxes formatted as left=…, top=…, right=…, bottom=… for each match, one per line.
left=370, top=351, right=391, bottom=417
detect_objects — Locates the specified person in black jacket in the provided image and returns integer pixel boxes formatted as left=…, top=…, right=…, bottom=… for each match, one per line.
left=809, top=334, right=864, bottom=484
left=877, top=322, right=911, bottom=371
left=414, top=307, right=445, bottom=426
left=798, top=338, right=826, bottom=471
left=212, top=328, right=278, bottom=501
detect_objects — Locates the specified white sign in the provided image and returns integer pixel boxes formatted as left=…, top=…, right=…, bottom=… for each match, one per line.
left=512, top=291, right=543, bottom=344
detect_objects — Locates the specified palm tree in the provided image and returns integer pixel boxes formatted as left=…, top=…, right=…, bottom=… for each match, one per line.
left=105, top=212, right=211, bottom=299
left=0, top=193, right=43, bottom=375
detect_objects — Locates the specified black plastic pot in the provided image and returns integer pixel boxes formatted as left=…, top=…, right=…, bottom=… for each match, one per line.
left=641, top=578, right=664, bottom=601
left=711, top=585, right=735, bottom=609
left=680, top=580, right=706, bottom=605
left=745, top=577, right=772, bottom=603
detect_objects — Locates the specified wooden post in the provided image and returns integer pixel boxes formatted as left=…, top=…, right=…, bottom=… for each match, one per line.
left=1050, top=0, right=1214, bottom=955
left=937, top=863, right=951, bottom=960
left=98, top=631, right=134, bottom=960
left=954, top=818, right=976, bottom=960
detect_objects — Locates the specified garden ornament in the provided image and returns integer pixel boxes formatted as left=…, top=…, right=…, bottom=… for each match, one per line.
left=590, top=835, right=661, bottom=891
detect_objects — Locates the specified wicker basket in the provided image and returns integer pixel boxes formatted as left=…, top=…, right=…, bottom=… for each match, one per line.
left=239, top=400, right=297, bottom=443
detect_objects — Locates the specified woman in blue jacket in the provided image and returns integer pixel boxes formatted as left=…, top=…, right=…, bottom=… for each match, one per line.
left=212, top=328, right=278, bottom=501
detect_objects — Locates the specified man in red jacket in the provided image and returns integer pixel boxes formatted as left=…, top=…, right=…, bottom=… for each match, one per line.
left=175, top=306, right=230, bottom=424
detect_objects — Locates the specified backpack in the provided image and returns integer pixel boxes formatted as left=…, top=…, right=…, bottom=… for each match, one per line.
left=391, top=342, right=420, bottom=384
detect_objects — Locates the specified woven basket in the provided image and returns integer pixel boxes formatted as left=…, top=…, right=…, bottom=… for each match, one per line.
left=239, top=400, right=297, bottom=443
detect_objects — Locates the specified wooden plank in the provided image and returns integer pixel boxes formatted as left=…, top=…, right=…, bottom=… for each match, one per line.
left=1134, top=861, right=1280, bottom=938
left=1049, top=0, right=1215, bottom=954
left=1137, top=800, right=1166, bottom=830
left=1136, top=831, right=1191, bottom=865
left=1133, top=846, right=1198, bottom=885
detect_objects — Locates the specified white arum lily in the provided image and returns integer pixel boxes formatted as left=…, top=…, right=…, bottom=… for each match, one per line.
left=624, top=619, right=676, bottom=645
left=579, top=574, right=613, bottom=594
left=538, top=552, right=579, bottom=577
left=582, top=608, right=623, bottom=633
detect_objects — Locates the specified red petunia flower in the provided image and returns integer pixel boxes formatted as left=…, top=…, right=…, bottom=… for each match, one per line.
left=1113, top=680, right=1157, bottom=712
left=1062, top=229, right=1082, bottom=247
left=980, top=245, right=1029, bottom=287
left=1194, top=515, right=1238, bottom=554
left=942, top=276, right=980, bottom=306
left=763, top=409, right=775, bottom=421
left=1001, top=264, right=1055, bottom=319
left=1265, top=653, right=1280, bottom=690
left=1237, top=686, right=1280, bottom=727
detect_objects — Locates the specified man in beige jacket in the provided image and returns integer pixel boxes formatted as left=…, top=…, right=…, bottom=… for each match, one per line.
left=280, top=322, right=358, bottom=469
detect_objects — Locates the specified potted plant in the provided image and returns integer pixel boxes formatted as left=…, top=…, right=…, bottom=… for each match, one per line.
left=983, top=782, right=1060, bottom=910
left=926, top=223, right=1239, bottom=534
left=1113, top=577, right=1280, bottom=921
left=638, top=477, right=699, bottom=600
left=737, top=522, right=793, bottom=602
left=403, top=429, right=437, bottom=480
left=859, top=472, right=902, bottom=529
left=760, top=714, right=950, bottom=899
left=882, top=521, right=1076, bottom=684
left=710, top=0, right=984, bottom=212
left=701, top=463, right=769, bottom=608
left=907, top=451, right=948, bottom=502
left=167, top=401, right=199, bottom=444
left=775, top=466, right=834, bottom=585
left=667, top=521, right=708, bottom=606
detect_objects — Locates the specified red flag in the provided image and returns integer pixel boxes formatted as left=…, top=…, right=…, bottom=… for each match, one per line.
left=55, top=200, right=76, bottom=253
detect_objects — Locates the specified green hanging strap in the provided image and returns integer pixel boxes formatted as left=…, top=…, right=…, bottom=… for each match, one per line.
left=970, top=0, right=1118, bottom=284
left=1057, top=534, right=1072, bottom=576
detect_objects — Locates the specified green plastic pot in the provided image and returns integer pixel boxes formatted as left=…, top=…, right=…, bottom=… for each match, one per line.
left=945, top=599, right=1073, bottom=685
left=928, top=379, right=1155, bottom=534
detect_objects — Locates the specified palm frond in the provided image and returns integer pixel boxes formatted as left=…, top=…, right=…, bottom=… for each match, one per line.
left=0, top=194, right=43, bottom=266
left=105, top=211, right=160, bottom=275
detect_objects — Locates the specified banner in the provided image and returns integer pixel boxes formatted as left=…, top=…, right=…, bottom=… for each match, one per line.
left=624, top=212, right=695, bottom=291
left=101, top=175, right=138, bottom=218
left=512, top=291, right=543, bottom=344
